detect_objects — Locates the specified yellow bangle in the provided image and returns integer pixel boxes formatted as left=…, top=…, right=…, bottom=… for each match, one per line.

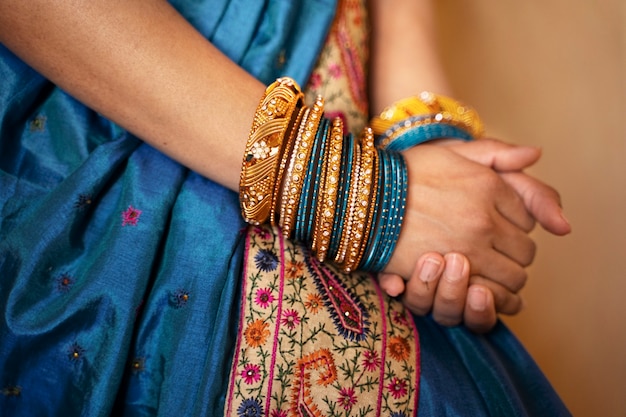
left=239, top=77, right=304, bottom=225
left=370, top=91, right=484, bottom=139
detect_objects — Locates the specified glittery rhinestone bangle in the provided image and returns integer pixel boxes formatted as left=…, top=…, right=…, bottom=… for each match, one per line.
left=314, top=116, right=344, bottom=262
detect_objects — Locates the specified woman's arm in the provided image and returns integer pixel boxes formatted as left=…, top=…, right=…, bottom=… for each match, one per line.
left=0, top=0, right=263, bottom=191
left=369, top=0, right=452, bottom=114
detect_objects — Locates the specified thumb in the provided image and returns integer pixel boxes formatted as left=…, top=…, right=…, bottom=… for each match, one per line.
left=445, top=138, right=542, bottom=172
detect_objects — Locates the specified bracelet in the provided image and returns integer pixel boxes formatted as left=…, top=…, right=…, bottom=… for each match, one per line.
left=241, top=77, right=409, bottom=273
left=239, top=78, right=304, bottom=225
left=370, top=91, right=484, bottom=151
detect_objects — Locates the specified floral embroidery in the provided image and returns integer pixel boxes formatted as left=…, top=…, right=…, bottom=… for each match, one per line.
left=121, top=205, right=142, bottom=226
left=68, top=342, right=85, bottom=361
left=308, top=73, right=322, bottom=90
left=254, top=288, right=275, bottom=308
left=388, top=336, right=411, bottom=362
left=387, top=377, right=408, bottom=399
left=74, top=194, right=92, bottom=210
left=304, top=293, right=323, bottom=314
left=328, top=63, right=342, bottom=79
left=285, top=260, right=304, bottom=279
left=237, top=398, right=263, bottom=417
left=170, top=289, right=190, bottom=308
left=243, top=320, right=270, bottom=348
left=241, top=364, right=262, bottom=385
left=225, top=225, right=420, bottom=417
left=254, top=249, right=278, bottom=272
left=280, top=309, right=300, bottom=329
left=393, top=310, right=410, bottom=326
left=361, top=349, right=380, bottom=372
left=338, top=386, right=358, bottom=410
left=131, top=357, right=145, bottom=374
left=29, top=115, right=47, bottom=132
left=56, top=273, right=73, bottom=292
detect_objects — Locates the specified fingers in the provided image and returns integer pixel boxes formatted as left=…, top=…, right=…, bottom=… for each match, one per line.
left=430, top=253, right=470, bottom=326
left=469, top=248, right=529, bottom=293
left=399, top=252, right=501, bottom=334
left=491, top=214, right=537, bottom=267
left=401, top=252, right=445, bottom=315
left=463, top=284, right=498, bottom=334
left=445, top=138, right=542, bottom=172
left=492, top=175, right=536, bottom=232
left=469, top=275, right=524, bottom=315
left=500, top=171, right=572, bottom=236
left=378, top=273, right=406, bottom=297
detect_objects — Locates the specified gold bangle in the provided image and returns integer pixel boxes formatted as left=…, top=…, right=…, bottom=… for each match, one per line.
left=352, top=128, right=378, bottom=270
left=270, top=105, right=306, bottom=225
left=342, top=127, right=375, bottom=272
left=239, top=77, right=304, bottom=225
left=314, top=116, right=344, bottom=262
left=335, top=140, right=361, bottom=266
left=279, top=96, right=324, bottom=237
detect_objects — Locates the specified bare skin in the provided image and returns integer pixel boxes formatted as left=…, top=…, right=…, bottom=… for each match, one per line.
left=0, top=0, right=570, bottom=334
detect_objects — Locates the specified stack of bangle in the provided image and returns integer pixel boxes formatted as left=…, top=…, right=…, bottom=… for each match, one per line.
left=239, top=78, right=407, bottom=273
left=370, top=91, right=485, bottom=151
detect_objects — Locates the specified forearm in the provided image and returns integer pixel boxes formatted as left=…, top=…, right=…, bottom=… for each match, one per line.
left=369, top=0, right=452, bottom=114
left=0, top=0, right=264, bottom=191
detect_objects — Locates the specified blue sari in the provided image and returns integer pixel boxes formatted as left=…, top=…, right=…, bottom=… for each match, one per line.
left=0, top=1, right=570, bottom=415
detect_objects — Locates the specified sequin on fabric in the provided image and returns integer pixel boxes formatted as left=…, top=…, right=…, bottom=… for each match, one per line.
left=225, top=225, right=420, bottom=417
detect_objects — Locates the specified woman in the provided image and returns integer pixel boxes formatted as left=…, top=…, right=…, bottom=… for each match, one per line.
left=0, top=0, right=571, bottom=415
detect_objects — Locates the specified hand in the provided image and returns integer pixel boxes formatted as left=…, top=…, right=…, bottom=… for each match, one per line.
left=385, top=143, right=536, bottom=293
left=379, top=252, right=498, bottom=334
left=380, top=139, right=571, bottom=332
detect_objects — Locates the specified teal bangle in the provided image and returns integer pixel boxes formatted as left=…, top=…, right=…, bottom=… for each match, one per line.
left=295, top=117, right=329, bottom=242
left=376, top=115, right=474, bottom=151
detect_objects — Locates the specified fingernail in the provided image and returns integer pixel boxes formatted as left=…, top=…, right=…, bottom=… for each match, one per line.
left=419, top=258, right=442, bottom=283
left=560, top=211, right=571, bottom=227
left=468, top=287, right=487, bottom=312
left=444, top=254, right=464, bottom=282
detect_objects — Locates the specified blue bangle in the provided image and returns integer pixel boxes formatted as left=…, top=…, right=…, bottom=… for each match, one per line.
left=295, top=117, right=329, bottom=242
left=385, top=122, right=473, bottom=152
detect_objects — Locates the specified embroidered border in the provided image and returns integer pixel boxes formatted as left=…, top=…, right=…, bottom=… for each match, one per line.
left=225, top=225, right=420, bottom=417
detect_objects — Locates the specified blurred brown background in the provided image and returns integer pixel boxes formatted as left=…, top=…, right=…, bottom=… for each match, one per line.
left=435, top=1, right=625, bottom=416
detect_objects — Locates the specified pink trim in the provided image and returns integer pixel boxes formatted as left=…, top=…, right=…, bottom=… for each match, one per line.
left=372, top=274, right=388, bottom=415
left=225, top=227, right=252, bottom=415
left=409, top=306, right=421, bottom=415
left=264, top=230, right=286, bottom=416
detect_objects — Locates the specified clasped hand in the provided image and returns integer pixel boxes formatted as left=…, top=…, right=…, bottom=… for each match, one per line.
left=381, top=139, right=571, bottom=333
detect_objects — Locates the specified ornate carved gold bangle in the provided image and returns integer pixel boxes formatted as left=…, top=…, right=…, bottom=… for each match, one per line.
left=239, top=77, right=304, bottom=225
